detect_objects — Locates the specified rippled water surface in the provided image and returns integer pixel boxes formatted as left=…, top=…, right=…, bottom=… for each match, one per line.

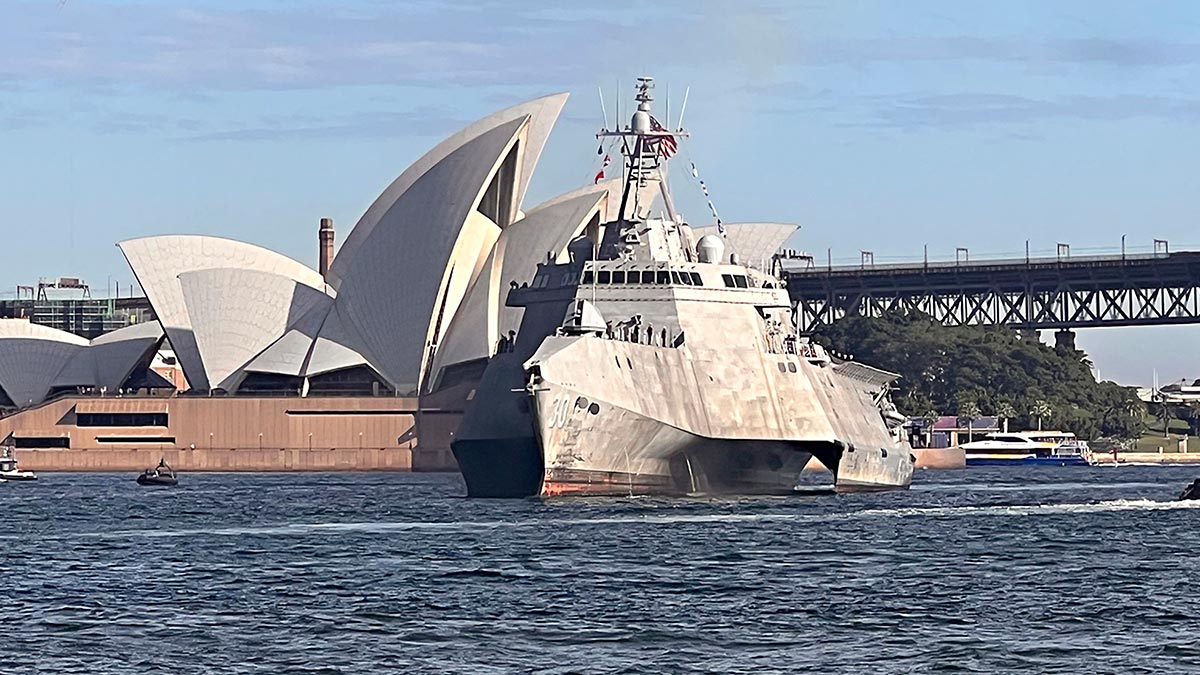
left=3, top=467, right=1200, bottom=674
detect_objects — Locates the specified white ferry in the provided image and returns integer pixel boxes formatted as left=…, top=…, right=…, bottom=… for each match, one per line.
left=961, top=431, right=1091, bottom=467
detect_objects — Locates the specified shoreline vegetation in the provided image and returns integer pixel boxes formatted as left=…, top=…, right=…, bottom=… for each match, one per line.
left=814, top=313, right=1150, bottom=444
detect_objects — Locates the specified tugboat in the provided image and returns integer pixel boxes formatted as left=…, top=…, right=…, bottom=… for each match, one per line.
left=137, top=457, right=178, bottom=486
left=0, top=442, right=37, bottom=481
left=452, top=77, right=914, bottom=497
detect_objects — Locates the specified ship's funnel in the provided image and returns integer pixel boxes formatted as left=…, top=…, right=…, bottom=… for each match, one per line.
left=696, top=234, right=724, bottom=264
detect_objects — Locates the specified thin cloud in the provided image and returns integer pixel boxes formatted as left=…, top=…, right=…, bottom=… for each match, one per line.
left=853, top=93, right=1200, bottom=130
left=183, top=107, right=469, bottom=142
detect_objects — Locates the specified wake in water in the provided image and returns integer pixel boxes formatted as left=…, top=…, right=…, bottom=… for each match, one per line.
left=56, top=496, right=1200, bottom=541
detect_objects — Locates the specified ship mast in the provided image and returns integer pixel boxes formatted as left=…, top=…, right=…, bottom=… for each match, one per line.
left=597, top=77, right=688, bottom=223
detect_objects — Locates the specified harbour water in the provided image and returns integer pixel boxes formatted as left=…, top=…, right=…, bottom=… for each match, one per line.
left=3, top=467, right=1199, bottom=674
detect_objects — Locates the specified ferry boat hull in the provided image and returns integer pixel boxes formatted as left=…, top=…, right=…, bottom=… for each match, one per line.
left=966, top=455, right=1090, bottom=467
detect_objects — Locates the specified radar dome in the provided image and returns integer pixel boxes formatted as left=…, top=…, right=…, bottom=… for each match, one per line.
left=696, top=234, right=725, bottom=264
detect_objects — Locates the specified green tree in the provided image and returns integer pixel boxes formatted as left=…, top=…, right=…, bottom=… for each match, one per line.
left=814, top=312, right=1145, bottom=441
left=995, top=400, right=1017, bottom=433
left=1029, top=399, right=1052, bottom=431
left=956, top=395, right=982, bottom=444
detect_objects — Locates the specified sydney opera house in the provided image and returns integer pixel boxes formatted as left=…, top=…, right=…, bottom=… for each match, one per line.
left=0, top=91, right=797, bottom=472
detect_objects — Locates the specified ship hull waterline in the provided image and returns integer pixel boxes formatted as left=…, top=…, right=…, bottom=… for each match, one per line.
left=452, top=388, right=886, bottom=498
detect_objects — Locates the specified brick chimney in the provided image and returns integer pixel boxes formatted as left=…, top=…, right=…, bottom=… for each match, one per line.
left=318, top=217, right=335, bottom=279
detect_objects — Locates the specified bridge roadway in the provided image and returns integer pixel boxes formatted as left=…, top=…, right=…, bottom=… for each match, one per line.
left=783, top=250, right=1200, bottom=334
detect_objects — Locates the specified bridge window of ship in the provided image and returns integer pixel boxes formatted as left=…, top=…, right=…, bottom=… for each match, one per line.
left=598, top=271, right=611, bottom=284
left=582, top=271, right=594, bottom=284
left=689, top=272, right=703, bottom=285
left=671, top=271, right=684, bottom=285
left=612, top=270, right=626, bottom=283
left=624, top=271, right=639, bottom=284
left=721, top=273, right=735, bottom=287
left=734, top=275, right=749, bottom=288
left=656, top=270, right=671, bottom=284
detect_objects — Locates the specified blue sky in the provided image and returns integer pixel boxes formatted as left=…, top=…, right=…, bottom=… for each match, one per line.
left=2, top=0, right=1199, bottom=384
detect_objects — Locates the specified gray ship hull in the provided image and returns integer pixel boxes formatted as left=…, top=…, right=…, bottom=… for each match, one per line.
left=452, top=335, right=913, bottom=498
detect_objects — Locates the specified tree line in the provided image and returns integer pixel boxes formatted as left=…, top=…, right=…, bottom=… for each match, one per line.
left=814, top=313, right=1146, bottom=440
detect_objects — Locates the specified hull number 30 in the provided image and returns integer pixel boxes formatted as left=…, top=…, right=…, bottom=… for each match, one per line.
left=546, top=396, right=572, bottom=428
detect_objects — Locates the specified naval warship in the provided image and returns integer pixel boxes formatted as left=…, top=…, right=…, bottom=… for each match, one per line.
left=452, top=78, right=914, bottom=497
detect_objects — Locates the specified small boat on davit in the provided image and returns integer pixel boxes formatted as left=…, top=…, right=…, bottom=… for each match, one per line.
left=137, top=458, right=178, bottom=486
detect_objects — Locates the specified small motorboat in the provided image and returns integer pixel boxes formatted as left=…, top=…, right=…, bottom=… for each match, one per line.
left=1179, top=478, right=1200, bottom=501
left=0, top=443, right=36, bottom=481
left=137, top=458, right=178, bottom=486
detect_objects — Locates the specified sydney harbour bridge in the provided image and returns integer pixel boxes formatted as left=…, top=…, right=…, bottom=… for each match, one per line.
left=783, top=240, right=1200, bottom=347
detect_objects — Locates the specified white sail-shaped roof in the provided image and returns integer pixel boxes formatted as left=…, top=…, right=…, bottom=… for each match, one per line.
left=114, top=93, right=571, bottom=396
left=0, top=321, right=88, bottom=407
left=326, top=115, right=530, bottom=395
left=0, top=320, right=164, bottom=408
left=118, top=235, right=328, bottom=391
left=178, top=268, right=333, bottom=391
left=327, top=93, right=568, bottom=290
left=82, top=321, right=165, bottom=393
left=430, top=182, right=614, bottom=379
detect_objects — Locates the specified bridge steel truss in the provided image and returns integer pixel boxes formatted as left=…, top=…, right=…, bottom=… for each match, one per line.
left=785, top=252, right=1200, bottom=333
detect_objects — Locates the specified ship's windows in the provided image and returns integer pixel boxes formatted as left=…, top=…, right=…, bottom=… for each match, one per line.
left=881, top=449, right=889, bottom=458
left=612, top=271, right=625, bottom=284
left=787, top=362, right=797, bottom=373
left=582, top=271, right=594, bottom=285
left=598, top=271, right=611, bottom=284
left=734, top=275, right=749, bottom=288
left=625, top=271, right=640, bottom=284
left=575, top=396, right=589, bottom=409
left=635, top=271, right=649, bottom=283
left=777, top=363, right=786, bottom=373
left=722, top=274, right=735, bottom=288
left=680, top=271, right=693, bottom=285
left=689, top=272, right=703, bottom=286
left=654, top=271, right=668, bottom=284
left=588, top=403, right=600, bottom=415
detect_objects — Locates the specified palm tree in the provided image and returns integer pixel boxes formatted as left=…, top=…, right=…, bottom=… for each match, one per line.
left=995, top=401, right=1017, bottom=433
left=956, top=399, right=981, bottom=444
left=1030, top=399, right=1052, bottom=431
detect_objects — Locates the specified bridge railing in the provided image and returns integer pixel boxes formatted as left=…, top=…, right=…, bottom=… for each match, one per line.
left=781, top=245, right=1192, bottom=275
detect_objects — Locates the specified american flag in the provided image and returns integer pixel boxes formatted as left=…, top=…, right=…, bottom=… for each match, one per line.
left=649, top=116, right=678, bottom=158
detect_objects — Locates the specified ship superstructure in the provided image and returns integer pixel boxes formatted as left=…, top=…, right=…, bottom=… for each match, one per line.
left=452, top=78, right=914, bottom=496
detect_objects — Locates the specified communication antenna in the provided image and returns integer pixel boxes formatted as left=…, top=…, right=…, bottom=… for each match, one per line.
left=615, top=80, right=621, bottom=131
left=597, top=86, right=610, bottom=131
left=676, top=86, right=691, bottom=131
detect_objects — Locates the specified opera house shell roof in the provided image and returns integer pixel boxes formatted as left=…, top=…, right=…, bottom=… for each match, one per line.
left=0, top=319, right=167, bottom=408
left=119, top=92, right=620, bottom=398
